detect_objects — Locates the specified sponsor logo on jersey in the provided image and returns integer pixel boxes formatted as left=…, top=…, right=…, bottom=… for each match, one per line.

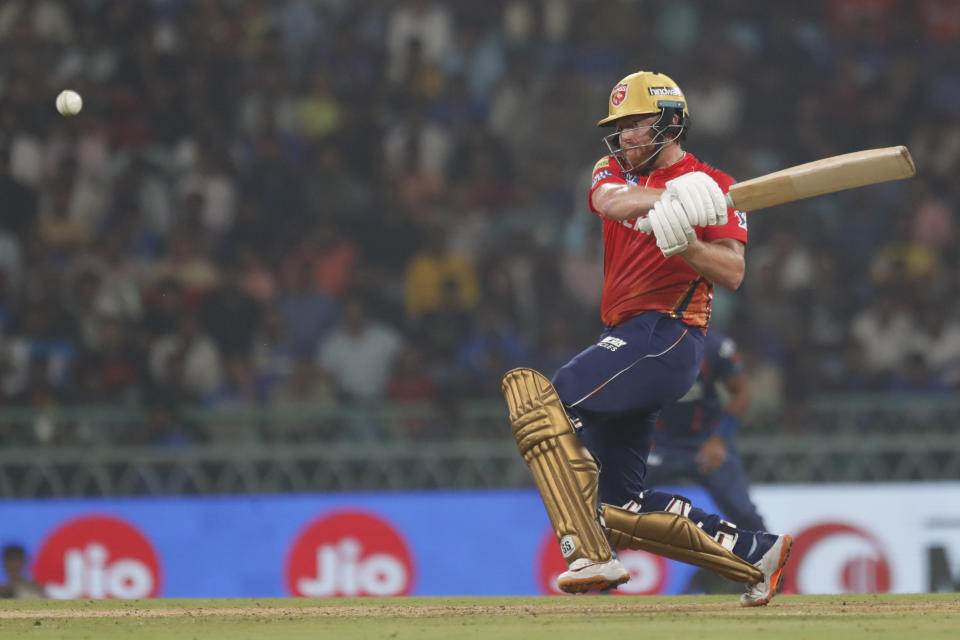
left=648, top=86, right=683, bottom=97
left=33, top=515, right=162, bottom=599
left=593, top=157, right=610, bottom=172
left=597, top=336, right=627, bottom=351
left=624, top=172, right=640, bottom=186
left=592, top=169, right=613, bottom=186
left=611, top=82, right=629, bottom=107
left=735, top=210, right=748, bottom=230
left=285, top=509, right=414, bottom=597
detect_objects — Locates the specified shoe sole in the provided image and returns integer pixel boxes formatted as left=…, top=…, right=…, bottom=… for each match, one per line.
left=740, top=534, right=793, bottom=607
left=558, top=571, right=630, bottom=594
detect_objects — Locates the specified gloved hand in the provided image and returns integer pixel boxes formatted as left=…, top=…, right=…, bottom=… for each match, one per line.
left=647, top=194, right=697, bottom=257
left=665, top=171, right=728, bottom=227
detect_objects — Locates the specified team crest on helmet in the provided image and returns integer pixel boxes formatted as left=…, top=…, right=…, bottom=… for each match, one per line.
left=611, top=82, right=629, bottom=107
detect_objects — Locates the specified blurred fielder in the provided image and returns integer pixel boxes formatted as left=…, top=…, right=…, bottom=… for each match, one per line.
left=647, top=329, right=766, bottom=532
left=503, top=71, right=790, bottom=606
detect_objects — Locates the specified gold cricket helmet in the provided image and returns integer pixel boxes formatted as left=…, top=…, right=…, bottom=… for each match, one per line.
left=597, top=70, right=689, bottom=127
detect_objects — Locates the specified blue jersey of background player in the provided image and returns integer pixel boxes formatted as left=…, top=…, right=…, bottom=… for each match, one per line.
left=646, top=329, right=766, bottom=532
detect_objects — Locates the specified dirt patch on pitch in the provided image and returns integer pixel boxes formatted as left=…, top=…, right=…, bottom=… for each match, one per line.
left=0, top=599, right=954, bottom=620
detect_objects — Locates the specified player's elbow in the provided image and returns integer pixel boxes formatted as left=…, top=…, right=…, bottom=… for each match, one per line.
left=591, top=190, right=622, bottom=221
left=592, top=184, right=641, bottom=222
left=717, top=264, right=745, bottom=291
left=715, top=278, right=741, bottom=291
left=706, top=239, right=745, bottom=290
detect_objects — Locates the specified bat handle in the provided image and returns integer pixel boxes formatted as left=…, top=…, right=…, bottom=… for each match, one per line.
left=634, top=191, right=736, bottom=235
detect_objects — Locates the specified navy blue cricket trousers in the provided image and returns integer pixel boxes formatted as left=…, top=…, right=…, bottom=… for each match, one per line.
left=551, top=311, right=703, bottom=508
left=550, top=311, right=770, bottom=562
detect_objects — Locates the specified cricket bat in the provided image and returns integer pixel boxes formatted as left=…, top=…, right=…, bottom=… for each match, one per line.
left=637, top=145, right=916, bottom=233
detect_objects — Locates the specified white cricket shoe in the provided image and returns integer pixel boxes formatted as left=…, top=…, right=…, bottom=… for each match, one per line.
left=740, top=534, right=793, bottom=607
left=557, top=557, right=630, bottom=594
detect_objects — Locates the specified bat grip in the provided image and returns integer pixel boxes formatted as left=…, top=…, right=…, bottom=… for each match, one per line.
left=634, top=192, right=735, bottom=235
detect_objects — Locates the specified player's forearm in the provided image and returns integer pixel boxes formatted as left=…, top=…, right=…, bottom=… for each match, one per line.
left=726, top=391, right=750, bottom=418
left=723, top=374, right=750, bottom=417
left=591, top=183, right=664, bottom=221
left=678, top=238, right=745, bottom=290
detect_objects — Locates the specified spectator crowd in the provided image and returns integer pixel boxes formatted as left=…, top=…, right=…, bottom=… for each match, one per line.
left=1, top=0, right=959, bottom=445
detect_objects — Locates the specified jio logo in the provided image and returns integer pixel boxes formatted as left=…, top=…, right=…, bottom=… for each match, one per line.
left=32, top=515, right=161, bottom=599
left=285, top=510, right=415, bottom=597
left=783, top=522, right=892, bottom=594
left=536, top=528, right=668, bottom=595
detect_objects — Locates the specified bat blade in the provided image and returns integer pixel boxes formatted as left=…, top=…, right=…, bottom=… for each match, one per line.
left=726, top=145, right=916, bottom=212
left=635, top=146, right=916, bottom=233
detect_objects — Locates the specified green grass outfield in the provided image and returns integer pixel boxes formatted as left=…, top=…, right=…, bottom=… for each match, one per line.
left=0, top=594, right=957, bottom=639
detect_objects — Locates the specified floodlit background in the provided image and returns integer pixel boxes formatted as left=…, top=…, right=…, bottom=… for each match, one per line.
left=0, top=0, right=957, bottom=598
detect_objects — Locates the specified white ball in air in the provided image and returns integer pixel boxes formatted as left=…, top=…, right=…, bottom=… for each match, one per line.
left=56, top=90, right=83, bottom=116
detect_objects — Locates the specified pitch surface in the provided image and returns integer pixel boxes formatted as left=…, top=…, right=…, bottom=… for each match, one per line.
left=1, top=594, right=957, bottom=639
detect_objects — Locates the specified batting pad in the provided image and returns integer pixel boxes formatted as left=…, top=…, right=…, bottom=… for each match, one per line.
left=502, top=367, right=613, bottom=565
left=602, top=505, right=764, bottom=584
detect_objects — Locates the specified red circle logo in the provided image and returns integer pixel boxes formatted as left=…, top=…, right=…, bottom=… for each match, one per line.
left=535, top=528, right=667, bottom=595
left=611, top=82, right=630, bottom=108
left=782, top=522, right=891, bottom=594
left=285, top=509, right=415, bottom=597
left=32, top=515, right=161, bottom=599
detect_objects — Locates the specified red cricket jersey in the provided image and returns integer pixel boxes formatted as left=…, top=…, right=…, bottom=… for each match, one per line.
left=588, top=152, right=748, bottom=328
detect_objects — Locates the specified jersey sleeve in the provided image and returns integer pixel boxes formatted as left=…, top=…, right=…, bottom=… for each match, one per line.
left=701, top=169, right=748, bottom=245
left=587, top=156, right=625, bottom=217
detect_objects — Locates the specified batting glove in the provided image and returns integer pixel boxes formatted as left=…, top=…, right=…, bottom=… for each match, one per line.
left=647, top=194, right=697, bottom=257
left=665, top=172, right=728, bottom=227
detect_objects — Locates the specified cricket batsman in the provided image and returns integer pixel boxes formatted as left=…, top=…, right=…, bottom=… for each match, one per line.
left=502, top=71, right=791, bottom=606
